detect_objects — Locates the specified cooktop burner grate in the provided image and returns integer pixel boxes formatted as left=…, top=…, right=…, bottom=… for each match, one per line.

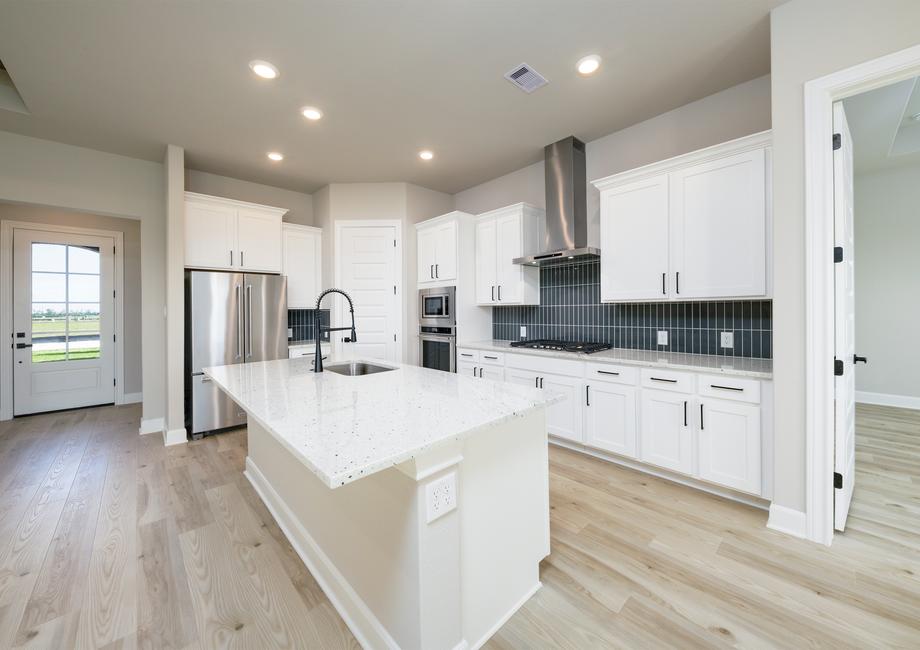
left=509, top=339, right=613, bottom=354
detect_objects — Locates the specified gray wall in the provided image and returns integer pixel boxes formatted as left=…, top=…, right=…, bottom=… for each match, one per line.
left=770, top=0, right=920, bottom=513
left=0, top=202, right=144, bottom=395
left=185, top=169, right=314, bottom=225
left=854, top=164, right=920, bottom=402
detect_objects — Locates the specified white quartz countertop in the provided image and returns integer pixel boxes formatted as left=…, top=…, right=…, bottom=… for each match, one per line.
left=459, top=340, right=773, bottom=379
left=204, top=357, right=561, bottom=489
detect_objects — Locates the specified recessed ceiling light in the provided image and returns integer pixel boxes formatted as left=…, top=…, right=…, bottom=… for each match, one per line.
left=419, top=150, right=434, bottom=161
left=301, top=106, right=323, bottom=121
left=576, top=54, right=601, bottom=76
left=249, top=60, right=279, bottom=79
left=267, top=152, right=284, bottom=161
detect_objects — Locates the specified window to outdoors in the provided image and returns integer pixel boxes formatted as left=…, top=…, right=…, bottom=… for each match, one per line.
left=31, top=243, right=101, bottom=363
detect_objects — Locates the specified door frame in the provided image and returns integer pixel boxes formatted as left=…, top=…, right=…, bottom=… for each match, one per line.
left=802, top=43, right=920, bottom=545
left=333, top=219, right=403, bottom=363
left=0, top=220, right=126, bottom=420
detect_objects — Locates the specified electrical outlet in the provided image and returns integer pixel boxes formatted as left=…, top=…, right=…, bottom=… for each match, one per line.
left=520, top=326, right=527, bottom=338
left=287, top=327, right=293, bottom=338
left=426, top=472, right=457, bottom=523
left=657, top=330, right=668, bottom=346
left=721, top=331, right=734, bottom=349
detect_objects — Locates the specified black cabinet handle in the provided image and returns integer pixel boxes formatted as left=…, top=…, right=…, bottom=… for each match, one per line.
left=662, top=272, right=666, bottom=295
left=484, top=355, right=498, bottom=360
left=498, top=285, right=502, bottom=301
left=676, top=271, right=680, bottom=294
left=597, top=370, right=620, bottom=376
left=650, top=377, right=677, bottom=383
left=535, top=376, right=539, bottom=388
left=684, top=400, right=687, bottom=426
left=540, top=377, right=544, bottom=389
left=230, top=250, right=233, bottom=266
left=478, top=367, right=483, bottom=378
left=710, top=384, right=743, bottom=392
left=241, top=251, right=244, bottom=267
left=472, top=366, right=478, bottom=377
left=700, top=404, right=705, bottom=430
left=491, top=286, right=495, bottom=302
left=435, top=264, right=439, bottom=278
left=586, top=385, right=590, bottom=406
left=854, top=355, right=868, bottom=364
left=460, top=353, right=474, bottom=357
left=16, top=343, right=32, bottom=349
left=430, top=264, right=434, bottom=279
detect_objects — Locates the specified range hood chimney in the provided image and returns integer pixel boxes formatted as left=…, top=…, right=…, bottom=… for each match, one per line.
left=513, top=136, right=599, bottom=266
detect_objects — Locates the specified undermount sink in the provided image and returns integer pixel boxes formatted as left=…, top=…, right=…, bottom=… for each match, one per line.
left=324, top=361, right=395, bottom=376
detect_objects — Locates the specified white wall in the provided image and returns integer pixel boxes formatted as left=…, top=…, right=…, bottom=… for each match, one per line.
left=164, top=145, right=185, bottom=441
left=770, top=0, right=920, bottom=513
left=185, top=169, right=313, bottom=225
left=0, top=130, right=166, bottom=424
left=854, top=164, right=920, bottom=403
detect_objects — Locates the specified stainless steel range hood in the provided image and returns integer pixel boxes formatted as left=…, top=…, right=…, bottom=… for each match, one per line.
left=513, top=135, right=599, bottom=266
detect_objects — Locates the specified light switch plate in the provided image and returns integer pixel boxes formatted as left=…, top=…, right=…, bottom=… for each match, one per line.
left=520, top=326, right=527, bottom=338
left=657, top=330, right=668, bottom=346
left=426, top=472, right=457, bottom=523
left=721, top=331, right=734, bottom=349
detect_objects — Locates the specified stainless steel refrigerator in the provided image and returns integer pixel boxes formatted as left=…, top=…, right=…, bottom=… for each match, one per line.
left=184, top=270, right=288, bottom=438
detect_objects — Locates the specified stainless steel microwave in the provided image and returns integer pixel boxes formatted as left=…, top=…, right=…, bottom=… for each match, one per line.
left=419, top=286, right=456, bottom=328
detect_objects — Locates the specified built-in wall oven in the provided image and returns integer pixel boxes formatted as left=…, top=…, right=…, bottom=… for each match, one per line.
left=419, top=286, right=456, bottom=373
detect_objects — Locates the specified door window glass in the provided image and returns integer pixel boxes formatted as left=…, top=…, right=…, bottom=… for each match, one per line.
left=31, top=243, right=101, bottom=362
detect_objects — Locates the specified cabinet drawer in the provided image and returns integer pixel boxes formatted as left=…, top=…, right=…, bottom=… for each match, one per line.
left=698, top=375, right=761, bottom=404
left=457, top=348, right=479, bottom=362
left=584, top=362, right=638, bottom=385
left=640, top=368, right=695, bottom=394
left=479, top=351, right=505, bottom=366
left=506, top=352, right=583, bottom=377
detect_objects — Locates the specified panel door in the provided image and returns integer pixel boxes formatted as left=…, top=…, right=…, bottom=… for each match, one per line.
left=237, top=207, right=282, bottom=273
left=698, top=398, right=761, bottom=494
left=458, top=360, right=479, bottom=378
left=640, top=389, right=693, bottom=474
left=185, top=200, right=237, bottom=270
left=283, top=226, right=322, bottom=309
left=669, top=148, right=766, bottom=298
left=600, top=175, right=670, bottom=301
left=479, top=365, right=504, bottom=382
left=434, top=221, right=458, bottom=282
left=543, top=372, right=584, bottom=443
left=496, top=211, right=523, bottom=304
left=475, top=218, right=497, bottom=304
left=505, top=367, right=539, bottom=389
left=417, top=227, right=437, bottom=283
left=585, top=383, right=638, bottom=458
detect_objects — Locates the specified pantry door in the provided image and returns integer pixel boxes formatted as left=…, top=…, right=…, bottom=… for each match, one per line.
left=334, top=222, right=400, bottom=363
left=12, top=228, right=115, bottom=415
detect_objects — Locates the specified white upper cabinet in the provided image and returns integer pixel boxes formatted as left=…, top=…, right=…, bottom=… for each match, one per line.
left=416, top=217, right=457, bottom=285
left=593, top=131, right=771, bottom=302
left=474, top=203, right=543, bottom=306
left=184, top=192, right=286, bottom=273
left=282, top=224, right=323, bottom=309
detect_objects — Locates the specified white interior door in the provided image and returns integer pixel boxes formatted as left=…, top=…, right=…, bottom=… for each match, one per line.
left=833, top=101, right=856, bottom=532
left=12, top=229, right=115, bottom=415
left=336, top=224, right=399, bottom=362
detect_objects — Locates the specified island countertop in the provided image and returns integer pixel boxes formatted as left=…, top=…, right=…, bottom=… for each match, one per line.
left=204, top=357, right=560, bottom=489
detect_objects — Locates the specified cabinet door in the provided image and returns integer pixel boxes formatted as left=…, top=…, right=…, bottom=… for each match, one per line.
left=698, top=398, right=761, bottom=494
left=542, top=372, right=584, bottom=443
left=417, top=227, right=437, bottom=283
left=185, top=201, right=237, bottom=269
left=474, top=218, right=497, bottom=304
left=585, top=383, right=637, bottom=458
left=600, top=175, right=670, bottom=301
left=434, top=221, right=457, bottom=282
left=505, top=367, right=539, bottom=388
left=669, top=148, right=766, bottom=298
left=237, top=208, right=282, bottom=272
left=496, top=212, right=523, bottom=304
left=640, top=389, right=693, bottom=474
left=283, top=227, right=321, bottom=309
left=457, top=360, right=479, bottom=378
left=480, top=365, right=504, bottom=382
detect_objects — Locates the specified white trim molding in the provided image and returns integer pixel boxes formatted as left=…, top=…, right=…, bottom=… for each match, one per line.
left=138, top=416, right=164, bottom=435
left=122, top=391, right=143, bottom=405
left=767, top=504, right=808, bottom=539
left=803, top=43, right=920, bottom=546
left=163, top=427, right=188, bottom=446
left=856, top=391, right=920, bottom=411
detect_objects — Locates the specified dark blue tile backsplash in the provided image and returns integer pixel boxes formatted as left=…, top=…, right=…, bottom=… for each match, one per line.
left=492, top=260, right=772, bottom=359
left=287, top=309, right=330, bottom=342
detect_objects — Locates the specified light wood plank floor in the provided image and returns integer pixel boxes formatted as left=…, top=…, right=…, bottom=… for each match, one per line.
left=0, top=403, right=917, bottom=649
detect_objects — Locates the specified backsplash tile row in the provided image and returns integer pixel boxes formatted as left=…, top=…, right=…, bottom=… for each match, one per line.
left=287, top=309, right=329, bottom=342
left=492, top=260, right=772, bottom=359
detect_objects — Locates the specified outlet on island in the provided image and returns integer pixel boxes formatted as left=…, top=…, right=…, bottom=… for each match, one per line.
left=721, top=331, right=734, bottom=349
left=657, top=330, right=668, bottom=346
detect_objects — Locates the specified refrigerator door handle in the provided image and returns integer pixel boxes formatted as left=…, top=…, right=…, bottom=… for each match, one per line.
left=246, top=284, right=253, bottom=358
left=236, top=284, right=244, bottom=359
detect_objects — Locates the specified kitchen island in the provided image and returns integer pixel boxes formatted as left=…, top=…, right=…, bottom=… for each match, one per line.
left=204, top=356, right=560, bottom=650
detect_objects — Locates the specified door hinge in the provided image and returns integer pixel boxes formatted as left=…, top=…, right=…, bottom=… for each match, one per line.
left=113, top=378, right=117, bottom=386
left=832, top=133, right=841, bottom=150
left=833, top=246, right=843, bottom=263
left=834, top=358, right=844, bottom=376
left=834, top=472, right=843, bottom=489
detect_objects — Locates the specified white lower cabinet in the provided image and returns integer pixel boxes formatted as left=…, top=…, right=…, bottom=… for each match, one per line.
left=542, top=373, right=584, bottom=444
left=584, top=383, right=638, bottom=458
left=458, top=360, right=478, bottom=378
left=480, top=365, right=504, bottom=382
left=698, top=398, right=761, bottom=494
left=639, top=389, right=693, bottom=475
left=458, top=360, right=505, bottom=382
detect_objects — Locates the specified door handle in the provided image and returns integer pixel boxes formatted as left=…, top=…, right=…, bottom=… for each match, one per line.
left=241, top=251, right=244, bottom=267
left=597, top=370, right=619, bottom=376
left=539, top=377, right=544, bottom=389
left=662, top=272, right=666, bottom=295
left=650, top=377, right=677, bottom=383
left=535, top=376, right=539, bottom=388
left=491, top=286, right=495, bottom=302
left=246, top=284, right=253, bottom=357
left=586, top=385, right=590, bottom=406
left=700, top=403, right=704, bottom=430
left=683, top=400, right=687, bottom=426
left=498, top=285, right=502, bottom=301
left=478, top=367, right=483, bottom=378
left=430, top=264, right=434, bottom=279
left=711, top=384, right=743, bottom=392
left=473, top=366, right=478, bottom=377
left=854, top=355, right=868, bottom=364
left=15, top=343, right=32, bottom=349
left=435, top=264, right=439, bottom=278
left=676, top=271, right=680, bottom=294
left=236, top=285, right=244, bottom=358
left=230, top=250, right=233, bottom=266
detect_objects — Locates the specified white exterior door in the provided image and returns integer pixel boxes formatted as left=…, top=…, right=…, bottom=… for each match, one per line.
left=698, top=398, right=761, bottom=494
left=585, top=383, right=638, bottom=458
left=474, top=218, right=497, bottom=304
left=237, top=207, right=282, bottom=273
left=640, top=389, right=692, bottom=474
left=670, top=149, right=766, bottom=298
left=495, top=212, right=522, bottom=304
left=336, top=224, right=399, bottom=362
left=13, top=229, right=115, bottom=415
left=600, top=175, right=670, bottom=301
left=833, top=101, right=857, bottom=532
left=185, top=199, right=236, bottom=269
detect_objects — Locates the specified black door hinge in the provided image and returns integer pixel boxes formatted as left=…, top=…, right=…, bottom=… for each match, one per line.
left=834, top=472, right=843, bottom=489
left=833, top=246, right=843, bottom=263
left=834, top=358, right=844, bottom=376
left=832, top=133, right=841, bottom=150
left=113, top=378, right=117, bottom=386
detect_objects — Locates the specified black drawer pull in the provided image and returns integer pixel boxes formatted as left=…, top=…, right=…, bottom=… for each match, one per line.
left=483, top=355, right=498, bottom=360
left=16, top=343, right=32, bottom=349
left=650, top=377, right=677, bottom=383
left=711, top=384, right=743, bottom=392
left=460, top=353, right=474, bottom=357
left=597, top=370, right=620, bottom=376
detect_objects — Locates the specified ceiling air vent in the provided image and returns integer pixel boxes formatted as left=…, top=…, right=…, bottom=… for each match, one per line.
left=504, top=63, right=548, bottom=94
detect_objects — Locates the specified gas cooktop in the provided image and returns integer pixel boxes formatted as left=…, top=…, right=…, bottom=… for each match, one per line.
left=509, top=339, right=613, bottom=354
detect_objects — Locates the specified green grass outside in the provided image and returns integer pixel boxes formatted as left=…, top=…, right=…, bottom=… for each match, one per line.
left=32, top=318, right=99, bottom=335
left=32, top=348, right=100, bottom=363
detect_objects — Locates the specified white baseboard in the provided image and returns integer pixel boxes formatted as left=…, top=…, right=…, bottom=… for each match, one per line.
left=138, top=416, right=164, bottom=435
left=856, top=391, right=920, bottom=411
left=468, top=581, right=541, bottom=650
left=163, top=427, right=187, bottom=446
left=245, top=457, right=400, bottom=650
left=767, top=503, right=808, bottom=539
left=122, top=392, right=142, bottom=405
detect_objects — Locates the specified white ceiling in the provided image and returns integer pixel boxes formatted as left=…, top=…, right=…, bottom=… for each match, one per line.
left=844, top=76, right=920, bottom=174
left=0, top=1, right=782, bottom=195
